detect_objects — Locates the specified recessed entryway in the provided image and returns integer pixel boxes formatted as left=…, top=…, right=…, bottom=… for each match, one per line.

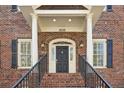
left=49, top=38, right=76, bottom=73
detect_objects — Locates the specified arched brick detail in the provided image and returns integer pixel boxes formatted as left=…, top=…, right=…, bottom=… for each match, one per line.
left=38, top=32, right=87, bottom=72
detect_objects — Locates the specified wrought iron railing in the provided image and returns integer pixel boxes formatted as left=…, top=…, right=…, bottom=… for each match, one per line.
left=12, top=54, right=47, bottom=88
left=79, top=55, right=112, bottom=88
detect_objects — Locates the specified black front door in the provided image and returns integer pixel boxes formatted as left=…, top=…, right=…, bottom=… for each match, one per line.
left=56, top=46, right=69, bottom=73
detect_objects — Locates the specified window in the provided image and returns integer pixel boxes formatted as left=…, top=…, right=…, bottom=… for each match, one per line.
left=93, top=39, right=107, bottom=68
left=51, top=47, right=55, bottom=61
left=70, top=47, right=73, bottom=61
left=11, top=5, right=18, bottom=12
left=107, top=5, right=112, bottom=12
left=103, top=5, right=112, bottom=12
left=18, top=39, right=32, bottom=68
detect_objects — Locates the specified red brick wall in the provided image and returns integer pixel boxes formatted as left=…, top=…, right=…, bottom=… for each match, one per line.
left=38, top=32, right=87, bottom=72
left=93, top=5, right=124, bottom=87
left=0, top=6, right=31, bottom=87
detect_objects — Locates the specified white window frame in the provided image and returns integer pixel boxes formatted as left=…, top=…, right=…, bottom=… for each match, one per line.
left=93, top=39, right=107, bottom=68
left=18, top=39, right=32, bottom=69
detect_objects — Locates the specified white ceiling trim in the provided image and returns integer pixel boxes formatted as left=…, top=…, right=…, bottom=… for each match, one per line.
left=34, top=10, right=90, bottom=15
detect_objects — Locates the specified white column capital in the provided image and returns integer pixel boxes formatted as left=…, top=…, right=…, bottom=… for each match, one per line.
left=30, top=13, right=38, bottom=19
left=87, top=13, right=93, bottom=21
left=87, top=13, right=93, bottom=16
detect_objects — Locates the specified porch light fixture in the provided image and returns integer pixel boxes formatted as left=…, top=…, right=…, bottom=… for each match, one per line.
left=68, top=18, right=72, bottom=22
left=41, top=43, right=45, bottom=48
left=53, top=18, right=56, bottom=22
left=80, top=44, right=84, bottom=47
left=79, top=40, right=84, bottom=48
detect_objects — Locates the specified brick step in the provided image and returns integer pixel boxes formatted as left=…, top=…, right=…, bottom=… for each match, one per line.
left=41, top=73, right=85, bottom=88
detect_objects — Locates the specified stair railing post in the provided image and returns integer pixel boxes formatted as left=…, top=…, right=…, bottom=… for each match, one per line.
left=85, top=58, right=87, bottom=87
left=38, top=61, right=41, bottom=87
left=45, top=54, right=47, bottom=73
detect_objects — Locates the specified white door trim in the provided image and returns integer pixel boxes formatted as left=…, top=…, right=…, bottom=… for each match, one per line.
left=49, top=38, right=76, bottom=73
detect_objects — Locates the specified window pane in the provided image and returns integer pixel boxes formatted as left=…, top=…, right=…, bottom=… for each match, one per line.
left=100, top=43, right=103, bottom=49
left=93, top=43, right=97, bottom=50
left=107, top=5, right=112, bottom=12
left=99, top=50, right=103, bottom=54
left=93, top=50, right=97, bottom=54
left=21, top=55, right=31, bottom=67
left=93, top=43, right=97, bottom=54
left=51, top=47, right=55, bottom=61
left=93, top=55, right=97, bottom=66
left=93, top=40, right=105, bottom=67
left=27, top=42, right=31, bottom=54
left=21, top=42, right=26, bottom=54
left=21, top=55, right=26, bottom=67
left=21, top=43, right=23, bottom=53
left=99, top=55, right=103, bottom=66
left=70, top=47, right=73, bottom=61
left=93, top=49, right=97, bottom=54
left=27, top=55, right=31, bottom=66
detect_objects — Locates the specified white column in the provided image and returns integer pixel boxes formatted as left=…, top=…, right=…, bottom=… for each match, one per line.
left=31, top=13, right=38, bottom=65
left=87, top=13, right=93, bottom=66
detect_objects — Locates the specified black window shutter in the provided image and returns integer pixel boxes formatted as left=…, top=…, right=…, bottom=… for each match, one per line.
left=107, top=39, right=113, bottom=68
left=107, top=5, right=112, bottom=12
left=11, top=40, right=17, bottom=69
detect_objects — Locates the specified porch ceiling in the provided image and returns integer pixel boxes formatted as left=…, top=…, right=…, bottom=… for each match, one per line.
left=19, top=5, right=105, bottom=29
left=38, top=16, right=86, bottom=32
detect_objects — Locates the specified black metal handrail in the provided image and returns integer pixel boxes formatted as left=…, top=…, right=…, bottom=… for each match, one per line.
left=79, top=55, right=112, bottom=88
left=12, top=54, right=47, bottom=88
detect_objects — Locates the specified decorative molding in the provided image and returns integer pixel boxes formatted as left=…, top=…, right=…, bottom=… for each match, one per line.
left=49, top=38, right=76, bottom=73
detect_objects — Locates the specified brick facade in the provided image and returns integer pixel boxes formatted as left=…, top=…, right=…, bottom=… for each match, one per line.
left=0, top=6, right=31, bottom=87
left=0, top=5, right=124, bottom=88
left=93, top=5, right=124, bottom=87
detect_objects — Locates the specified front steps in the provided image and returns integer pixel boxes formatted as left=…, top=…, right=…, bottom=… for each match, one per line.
left=41, top=73, right=85, bottom=88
